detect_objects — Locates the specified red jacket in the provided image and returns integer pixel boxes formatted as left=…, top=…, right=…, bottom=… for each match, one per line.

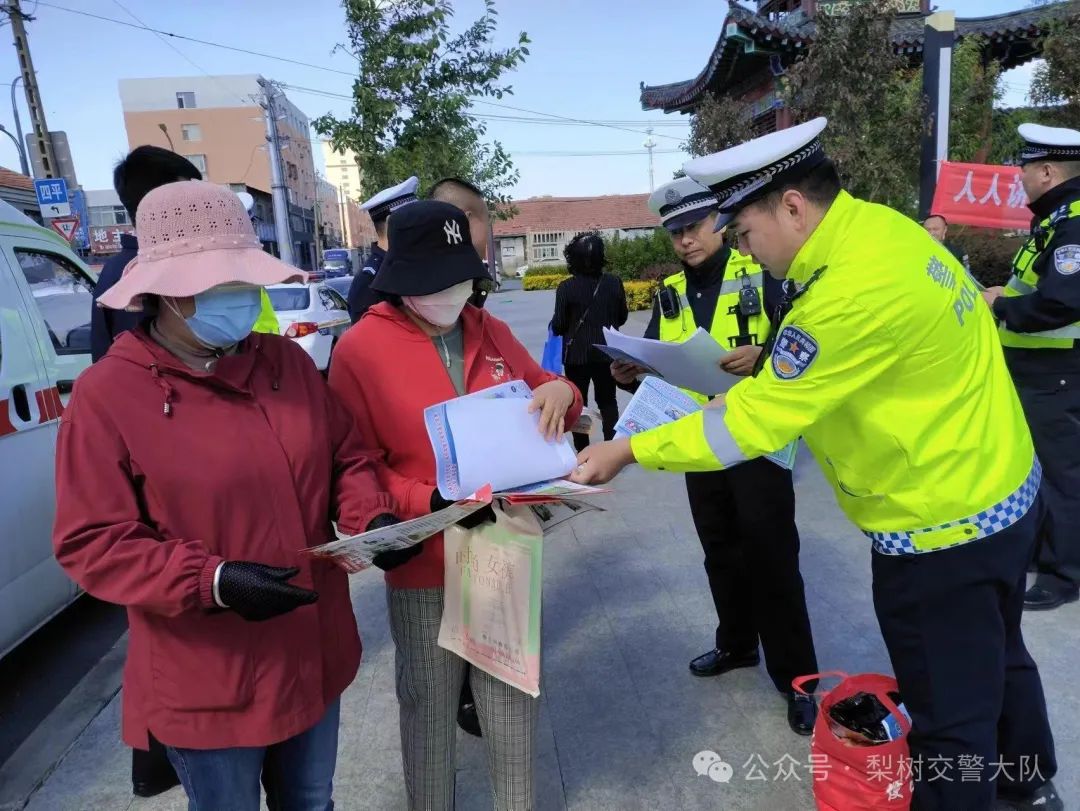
left=329, top=302, right=583, bottom=589
left=53, top=328, right=395, bottom=750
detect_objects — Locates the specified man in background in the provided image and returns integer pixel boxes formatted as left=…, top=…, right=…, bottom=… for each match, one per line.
left=430, top=177, right=497, bottom=308
left=90, top=147, right=201, bottom=363
left=923, top=214, right=970, bottom=270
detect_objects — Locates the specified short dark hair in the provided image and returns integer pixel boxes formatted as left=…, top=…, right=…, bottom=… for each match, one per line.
left=429, top=177, right=487, bottom=217
left=756, top=158, right=842, bottom=213
left=374, top=217, right=389, bottom=238
left=923, top=214, right=948, bottom=227
left=114, top=146, right=202, bottom=220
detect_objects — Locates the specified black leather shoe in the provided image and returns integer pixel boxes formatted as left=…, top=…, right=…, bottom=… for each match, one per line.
left=1024, top=584, right=1080, bottom=611
left=688, top=648, right=760, bottom=678
left=1002, top=779, right=1064, bottom=810
left=457, top=701, right=482, bottom=738
left=786, top=693, right=817, bottom=736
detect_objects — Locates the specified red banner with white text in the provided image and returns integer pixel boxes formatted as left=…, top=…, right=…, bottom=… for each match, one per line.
left=931, top=162, right=1032, bottom=231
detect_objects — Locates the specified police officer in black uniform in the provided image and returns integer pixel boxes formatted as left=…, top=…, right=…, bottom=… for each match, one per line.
left=611, top=178, right=819, bottom=735
left=985, top=123, right=1080, bottom=611
left=347, top=176, right=419, bottom=323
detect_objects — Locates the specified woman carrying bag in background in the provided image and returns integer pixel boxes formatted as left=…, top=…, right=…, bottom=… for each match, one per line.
left=551, top=232, right=629, bottom=451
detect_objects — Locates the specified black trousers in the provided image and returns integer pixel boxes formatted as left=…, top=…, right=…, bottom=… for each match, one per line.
left=684, top=459, right=818, bottom=693
left=872, top=498, right=1056, bottom=810
left=1012, top=369, right=1080, bottom=589
left=564, top=361, right=619, bottom=452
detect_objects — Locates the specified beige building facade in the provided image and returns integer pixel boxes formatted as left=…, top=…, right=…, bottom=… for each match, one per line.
left=320, top=141, right=375, bottom=249
left=119, top=75, right=320, bottom=267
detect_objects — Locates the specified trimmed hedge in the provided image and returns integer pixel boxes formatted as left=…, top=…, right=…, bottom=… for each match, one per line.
left=522, top=275, right=656, bottom=310
left=524, top=264, right=567, bottom=277
left=625, top=281, right=657, bottom=311
left=522, top=274, right=568, bottom=291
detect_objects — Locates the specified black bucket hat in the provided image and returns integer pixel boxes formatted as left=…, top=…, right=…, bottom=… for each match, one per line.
left=371, top=200, right=489, bottom=296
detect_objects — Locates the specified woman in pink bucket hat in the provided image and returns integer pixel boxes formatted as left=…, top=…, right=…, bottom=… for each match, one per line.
left=53, top=180, right=400, bottom=810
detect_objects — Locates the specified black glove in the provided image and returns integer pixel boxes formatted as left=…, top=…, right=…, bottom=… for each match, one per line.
left=215, top=561, right=318, bottom=622
left=430, top=489, right=495, bottom=530
left=365, top=513, right=421, bottom=572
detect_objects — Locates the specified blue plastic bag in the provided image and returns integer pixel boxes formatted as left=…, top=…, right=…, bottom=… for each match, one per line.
left=541, top=323, right=564, bottom=374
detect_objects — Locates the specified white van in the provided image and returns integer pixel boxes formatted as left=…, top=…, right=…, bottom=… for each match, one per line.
left=0, top=200, right=95, bottom=659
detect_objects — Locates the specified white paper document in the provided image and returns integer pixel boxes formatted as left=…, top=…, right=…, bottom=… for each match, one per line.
left=305, top=487, right=494, bottom=573
left=615, top=376, right=798, bottom=470
left=595, top=327, right=740, bottom=396
left=426, top=382, right=578, bottom=500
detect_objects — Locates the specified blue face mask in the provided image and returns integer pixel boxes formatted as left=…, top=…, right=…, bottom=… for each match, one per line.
left=179, top=286, right=263, bottom=349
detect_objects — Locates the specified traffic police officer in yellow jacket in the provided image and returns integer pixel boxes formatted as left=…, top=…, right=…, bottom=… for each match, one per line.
left=616, top=177, right=818, bottom=736
left=574, top=119, right=1060, bottom=811
left=984, top=123, right=1080, bottom=612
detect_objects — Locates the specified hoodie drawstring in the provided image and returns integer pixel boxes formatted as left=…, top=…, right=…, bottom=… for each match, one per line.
left=148, top=364, right=175, bottom=417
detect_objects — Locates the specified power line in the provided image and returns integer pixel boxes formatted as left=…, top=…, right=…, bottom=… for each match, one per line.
left=38, top=2, right=686, bottom=141
left=107, top=0, right=255, bottom=110
left=279, top=83, right=688, bottom=138
left=34, top=1, right=356, bottom=76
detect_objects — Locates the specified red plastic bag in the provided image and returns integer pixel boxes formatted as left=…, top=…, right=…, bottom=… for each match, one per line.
left=793, top=671, right=913, bottom=811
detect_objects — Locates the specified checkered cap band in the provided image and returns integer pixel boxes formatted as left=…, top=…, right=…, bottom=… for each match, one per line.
left=659, top=190, right=718, bottom=221
left=714, top=140, right=825, bottom=211
left=1021, top=144, right=1080, bottom=163
left=867, top=459, right=1041, bottom=555
left=368, top=194, right=418, bottom=222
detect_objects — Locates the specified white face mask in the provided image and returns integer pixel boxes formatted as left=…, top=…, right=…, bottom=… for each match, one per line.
left=404, top=280, right=474, bottom=327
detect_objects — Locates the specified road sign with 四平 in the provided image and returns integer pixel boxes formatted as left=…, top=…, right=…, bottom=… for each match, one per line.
left=33, top=177, right=70, bottom=218
left=49, top=216, right=79, bottom=242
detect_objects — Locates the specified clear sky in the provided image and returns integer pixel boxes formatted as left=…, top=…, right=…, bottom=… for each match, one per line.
left=0, top=0, right=1043, bottom=200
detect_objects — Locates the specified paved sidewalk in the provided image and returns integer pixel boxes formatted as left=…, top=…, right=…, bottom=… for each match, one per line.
left=21, top=292, right=1080, bottom=810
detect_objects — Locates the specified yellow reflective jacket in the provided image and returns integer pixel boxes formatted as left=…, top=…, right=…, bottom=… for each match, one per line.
left=253, top=288, right=280, bottom=335
left=658, top=252, right=771, bottom=405
left=631, top=191, right=1037, bottom=553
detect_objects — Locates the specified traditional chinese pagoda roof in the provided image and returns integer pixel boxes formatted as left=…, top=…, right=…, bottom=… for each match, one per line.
left=641, top=1, right=1078, bottom=114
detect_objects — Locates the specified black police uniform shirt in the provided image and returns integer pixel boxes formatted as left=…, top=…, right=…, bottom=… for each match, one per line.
left=643, top=245, right=782, bottom=340
left=994, top=176, right=1080, bottom=374
left=347, top=243, right=386, bottom=324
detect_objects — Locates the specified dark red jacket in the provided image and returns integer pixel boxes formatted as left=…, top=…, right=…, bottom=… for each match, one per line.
left=53, top=328, right=395, bottom=750
left=329, top=302, right=583, bottom=589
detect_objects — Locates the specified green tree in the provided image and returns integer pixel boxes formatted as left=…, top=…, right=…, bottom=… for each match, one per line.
left=687, top=95, right=756, bottom=157
left=313, top=0, right=530, bottom=209
left=948, top=37, right=1004, bottom=163
left=780, top=2, right=924, bottom=213
left=1030, top=6, right=1080, bottom=129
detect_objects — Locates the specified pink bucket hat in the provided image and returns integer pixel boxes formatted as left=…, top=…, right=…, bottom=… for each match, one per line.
left=98, top=180, right=307, bottom=310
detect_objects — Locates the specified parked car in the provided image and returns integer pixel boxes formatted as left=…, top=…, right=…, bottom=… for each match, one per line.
left=324, top=275, right=353, bottom=301
left=0, top=200, right=96, bottom=659
left=266, top=277, right=351, bottom=371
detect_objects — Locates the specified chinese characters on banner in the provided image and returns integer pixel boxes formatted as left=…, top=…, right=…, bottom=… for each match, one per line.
left=89, top=225, right=135, bottom=255
left=930, top=162, right=1031, bottom=231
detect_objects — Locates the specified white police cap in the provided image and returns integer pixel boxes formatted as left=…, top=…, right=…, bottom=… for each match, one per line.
left=361, top=175, right=420, bottom=222
left=1018, top=123, right=1080, bottom=165
left=648, top=177, right=719, bottom=232
left=684, top=117, right=829, bottom=231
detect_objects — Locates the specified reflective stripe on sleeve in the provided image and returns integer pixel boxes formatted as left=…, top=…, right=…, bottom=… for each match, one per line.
left=703, top=407, right=748, bottom=467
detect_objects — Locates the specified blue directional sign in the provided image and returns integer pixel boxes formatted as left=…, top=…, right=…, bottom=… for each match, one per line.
left=34, top=177, right=70, bottom=218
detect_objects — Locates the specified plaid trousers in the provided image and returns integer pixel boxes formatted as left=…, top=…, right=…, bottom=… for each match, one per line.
left=387, top=586, right=538, bottom=811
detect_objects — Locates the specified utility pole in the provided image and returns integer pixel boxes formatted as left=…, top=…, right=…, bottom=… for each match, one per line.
left=9, top=76, right=28, bottom=175
left=644, top=127, right=656, bottom=193
left=6, top=0, right=57, bottom=178
left=258, top=78, right=294, bottom=266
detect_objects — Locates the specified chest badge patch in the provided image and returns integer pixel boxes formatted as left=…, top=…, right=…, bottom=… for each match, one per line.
left=772, top=326, right=818, bottom=380
left=1054, top=245, right=1080, bottom=276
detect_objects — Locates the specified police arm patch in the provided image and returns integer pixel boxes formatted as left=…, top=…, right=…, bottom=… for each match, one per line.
left=771, top=326, right=819, bottom=380
left=1054, top=245, right=1080, bottom=276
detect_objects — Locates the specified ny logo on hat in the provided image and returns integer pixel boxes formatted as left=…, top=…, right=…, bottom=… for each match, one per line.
left=444, top=219, right=463, bottom=245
